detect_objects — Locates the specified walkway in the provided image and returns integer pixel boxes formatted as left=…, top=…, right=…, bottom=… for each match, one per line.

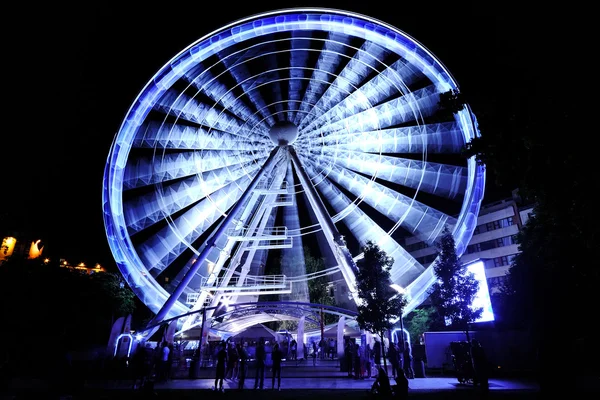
left=85, top=359, right=539, bottom=393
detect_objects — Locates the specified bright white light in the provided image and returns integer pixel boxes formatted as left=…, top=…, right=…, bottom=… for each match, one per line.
left=466, top=260, right=495, bottom=323
left=390, top=284, right=405, bottom=294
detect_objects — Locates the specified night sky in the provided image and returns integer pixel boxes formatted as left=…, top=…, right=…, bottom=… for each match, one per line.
left=4, top=2, right=543, bottom=269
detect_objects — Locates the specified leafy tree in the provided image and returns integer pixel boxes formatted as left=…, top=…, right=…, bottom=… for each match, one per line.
left=355, top=240, right=407, bottom=370
left=438, top=89, right=466, bottom=115
left=304, top=247, right=337, bottom=325
left=404, top=306, right=441, bottom=345
left=90, top=272, right=136, bottom=325
left=428, top=226, right=482, bottom=342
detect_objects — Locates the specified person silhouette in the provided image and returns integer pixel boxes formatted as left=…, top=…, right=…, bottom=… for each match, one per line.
left=402, top=341, right=414, bottom=379
left=214, top=341, right=227, bottom=392
left=393, top=369, right=409, bottom=400
left=237, top=343, right=248, bottom=390
left=371, top=367, right=393, bottom=397
left=271, top=342, right=282, bottom=390
left=254, top=338, right=266, bottom=389
left=471, top=339, right=489, bottom=391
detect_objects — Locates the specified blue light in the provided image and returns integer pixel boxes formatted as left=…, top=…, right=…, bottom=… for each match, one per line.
left=466, top=260, right=495, bottom=323
left=102, top=8, right=485, bottom=326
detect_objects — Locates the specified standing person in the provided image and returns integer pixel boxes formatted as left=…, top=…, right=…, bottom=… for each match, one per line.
left=213, top=341, right=227, bottom=392
left=158, top=341, right=170, bottom=382
left=165, top=342, right=174, bottom=381
left=329, top=338, right=335, bottom=360
left=388, top=342, right=400, bottom=379
left=364, top=342, right=373, bottom=378
left=289, top=339, right=297, bottom=361
left=271, top=342, right=283, bottom=390
left=471, top=339, right=489, bottom=392
left=311, top=340, right=318, bottom=366
left=319, top=338, right=326, bottom=360
left=373, top=339, right=382, bottom=372
left=353, top=342, right=362, bottom=380
left=131, top=342, right=152, bottom=389
left=254, top=338, right=266, bottom=390
left=402, top=341, right=414, bottom=379
left=237, top=343, right=248, bottom=390
left=344, top=340, right=353, bottom=377
left=225, top=341, right=239, bottom=381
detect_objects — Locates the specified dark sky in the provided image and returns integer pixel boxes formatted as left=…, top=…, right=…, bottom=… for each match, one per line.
left=4, top=2, right=536, bottom=268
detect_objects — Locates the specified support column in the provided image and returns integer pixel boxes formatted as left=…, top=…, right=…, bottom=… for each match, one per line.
left=148, top=147, right=282, bottom=327
left=288, top=146, right=359, bottom=303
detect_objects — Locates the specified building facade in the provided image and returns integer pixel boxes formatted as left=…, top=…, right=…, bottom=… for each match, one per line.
left=404, top=198, right=534, bottom=293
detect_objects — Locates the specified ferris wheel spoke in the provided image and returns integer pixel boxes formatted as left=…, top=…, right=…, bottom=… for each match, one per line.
left=298, top=39, right=391, bottom=130
left=183, top=67, right=270, bottom=133
left=122, top=149, right=265, bottom=189
left=299, top=84, right=440, bottom=145
left=298, top=56, right=421, bottom=138
left=218, top=45, right=278, bottom=127
left=303, top=122, right=466, bottom=154
left=293, top=32, right=352, bottom=126
left=288, top=32, right=313, bottom=122
left=261, top=51, right=286, bottom=122
left=304, top=157, right=455, bottom=245
left=136, top=176, right=254, bottom=273
left=305, top=163, right=425, bottom=287
left=154, top=90, right=262, bottom=139
left=133, top=121, right=269, bottom=151
left=124, top=161, right=261, bottom=234
left=311, top=148, right=468, bottom=200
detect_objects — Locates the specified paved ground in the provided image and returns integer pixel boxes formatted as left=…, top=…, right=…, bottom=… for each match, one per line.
left=5, top=359, right=599, bottom=399
left=4, top=369, right=539, bottom=399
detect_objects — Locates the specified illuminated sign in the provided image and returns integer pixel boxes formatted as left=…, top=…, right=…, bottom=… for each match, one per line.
left=467, top=260, right=495, bottom=323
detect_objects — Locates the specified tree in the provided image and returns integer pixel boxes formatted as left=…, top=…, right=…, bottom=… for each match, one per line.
left=90, top=272, right=136, bottom=326
left=355, top=240, right=407, bottom=371
left=462, top=39, right=599, bottom=387
left=304, top=247, right=337, bottom=325
left=404, top=306, right=442, bottom=346
left=428, top=226, right=482, bottom=342
left=438, top=89, right=466, bottom=115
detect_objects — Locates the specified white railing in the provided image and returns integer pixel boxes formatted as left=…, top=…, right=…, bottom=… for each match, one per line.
left=200, top=274, right=287, bottom=291
left=246, top=237, right=293, bottom=250
left=255, top=179, right=289, bottom=194
left=270, top=193, right=294, bottom=206
left=226, top=226, right=288, bottom=240
left=185, top=292, right=212, bottom=306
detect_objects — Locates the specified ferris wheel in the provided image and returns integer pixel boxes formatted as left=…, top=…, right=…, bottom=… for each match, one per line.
left=102, top=8, right=484, bottom=334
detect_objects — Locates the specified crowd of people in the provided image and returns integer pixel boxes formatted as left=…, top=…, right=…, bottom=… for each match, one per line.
left=343, top=338, right=415, bottom=381
left=122, top=335, right=486, bottom=398
left=211, top=336, right=284, bottom=392
left=130, top=340, right=174, bottom=391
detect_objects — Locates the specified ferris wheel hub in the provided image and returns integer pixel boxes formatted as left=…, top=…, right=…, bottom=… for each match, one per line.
left=269, top=121, right=298, bottom=145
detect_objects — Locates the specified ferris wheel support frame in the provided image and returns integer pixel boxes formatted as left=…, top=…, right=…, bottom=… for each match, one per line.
left=289, top=146, right=360, bottom=304
left=148, top=146, right=282, bottom=327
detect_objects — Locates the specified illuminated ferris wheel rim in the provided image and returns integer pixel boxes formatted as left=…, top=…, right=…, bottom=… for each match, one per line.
left=107, top=6, right=479, bottom=231
left=103, top=7, right=485, bottom=323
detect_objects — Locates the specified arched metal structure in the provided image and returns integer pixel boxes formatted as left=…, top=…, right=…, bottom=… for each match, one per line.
left=103, top=8, right=485, bottom=336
